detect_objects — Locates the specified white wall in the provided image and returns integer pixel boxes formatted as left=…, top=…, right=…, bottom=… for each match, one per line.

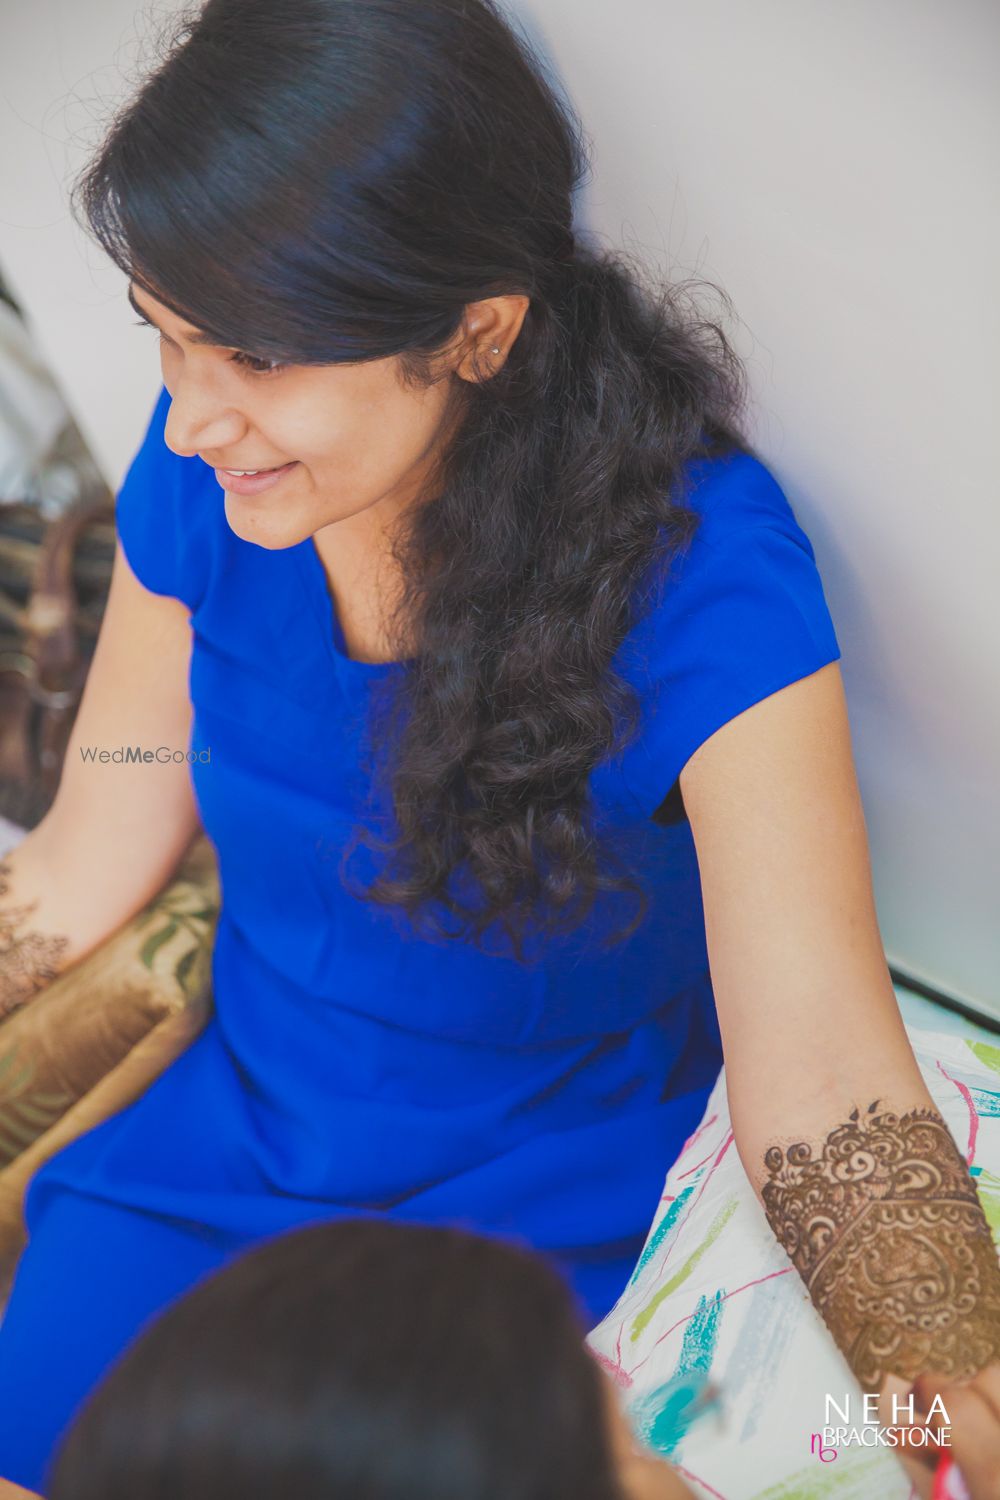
left=2, top=0, right=998, bottom=1013
left=517, top=0, right=1000, bottom=1015
left=0, top=0, right=164, bottom=478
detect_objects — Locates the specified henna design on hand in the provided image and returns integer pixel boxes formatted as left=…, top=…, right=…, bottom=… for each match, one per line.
left=760, top=1099, right=1000, bottom=1388
left=0, top=856, right=70, bottom=1017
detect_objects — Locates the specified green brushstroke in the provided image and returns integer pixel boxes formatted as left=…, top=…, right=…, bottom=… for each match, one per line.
left=630, top=1196, right=738, bottom=1340
left=973, top=1167, right=1000, bottom=1243
left=967, top=1039, right=1000, bottom=1076
left=629, top=1184, right=697, bottom=1283
left=749, top=1448, right=897, bottom=1499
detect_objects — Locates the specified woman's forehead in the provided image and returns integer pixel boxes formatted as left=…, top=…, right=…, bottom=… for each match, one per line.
left=127, top=281, right=223, bottom=346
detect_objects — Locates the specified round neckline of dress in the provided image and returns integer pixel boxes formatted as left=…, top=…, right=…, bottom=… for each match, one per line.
left=295, top=534, right=411, bottom=675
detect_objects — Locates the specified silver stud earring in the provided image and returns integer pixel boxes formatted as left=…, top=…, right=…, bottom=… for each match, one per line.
left=491, top=346, right=501, bottom=355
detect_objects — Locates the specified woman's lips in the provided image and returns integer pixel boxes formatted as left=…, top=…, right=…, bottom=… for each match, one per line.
left=213, top=461, right=299, bottom=495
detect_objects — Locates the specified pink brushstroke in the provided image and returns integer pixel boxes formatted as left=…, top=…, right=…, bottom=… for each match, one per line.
left=935, top=1059, right=979, bottom=1165
left=672, top=1460, right=730, bottom=1498
left=677, top=1147, right=721, bottom=1180
left=678, top=1111, right=719, bottom=1160
left=614, top=1320, right=625, bottom=1374
left=631, top=1265, right=795, bottom=1378
left=589, top=1346, right=634, bottom=1389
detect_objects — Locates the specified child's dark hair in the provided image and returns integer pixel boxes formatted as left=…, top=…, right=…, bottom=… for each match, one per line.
left=49, top=1217, right=626, bottom=1499
left=73, top=0, right=753, bottom=959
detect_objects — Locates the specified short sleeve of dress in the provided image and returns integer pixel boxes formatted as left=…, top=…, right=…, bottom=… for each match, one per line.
left=114, top=384, right=210, bottom=612
left=618, top=454, right=843, bottom=815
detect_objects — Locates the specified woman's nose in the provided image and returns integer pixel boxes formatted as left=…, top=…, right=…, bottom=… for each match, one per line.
left=162, top=385, right=246, bottom=461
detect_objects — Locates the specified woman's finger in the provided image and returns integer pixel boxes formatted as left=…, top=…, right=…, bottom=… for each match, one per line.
left=927, top=1383, right=1000, bottom=1500
left=881, top=1374, right=941, bottom=1461
left=964, top=1362, right=1000, bottom=1427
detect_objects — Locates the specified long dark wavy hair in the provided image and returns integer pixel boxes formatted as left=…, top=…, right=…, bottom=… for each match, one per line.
left=72, top=0, right=754, bottom=960
left=49, top=1218, right=628, bottom=1500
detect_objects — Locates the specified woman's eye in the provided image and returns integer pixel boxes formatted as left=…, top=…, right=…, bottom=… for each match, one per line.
left=131, top=316, right=284, bottom=376
left=229, top=350, right=286, bottom=376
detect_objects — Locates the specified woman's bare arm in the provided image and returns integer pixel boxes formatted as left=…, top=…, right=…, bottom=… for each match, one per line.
left=0, top=541, right=203, bottom=1017
left=0, top=1480, right=42, bottom=1499
left=678, top=661, right=1000, bottom=1394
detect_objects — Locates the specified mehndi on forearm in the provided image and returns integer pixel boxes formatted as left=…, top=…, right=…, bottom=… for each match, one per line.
left=759, top=1098, right=1000, bottom=1390
left=0, top=854, right=70, bottom=1018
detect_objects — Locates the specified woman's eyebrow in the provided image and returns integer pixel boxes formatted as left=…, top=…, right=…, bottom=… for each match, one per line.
left=126, top=282, right=223, bottom=346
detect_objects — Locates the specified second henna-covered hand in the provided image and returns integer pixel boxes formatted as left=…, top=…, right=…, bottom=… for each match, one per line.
left=760, top=1097, right=1000, bottom=1390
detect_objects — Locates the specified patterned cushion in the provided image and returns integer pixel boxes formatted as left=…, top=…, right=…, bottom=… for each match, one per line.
left=0, top=833, right=219, bottom=1300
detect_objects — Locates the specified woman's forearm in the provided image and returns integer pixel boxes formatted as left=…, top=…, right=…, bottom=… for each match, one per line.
left=755, top=1093, right=1000, bottom=1391
left=0, top=830, right=92, bottom=1017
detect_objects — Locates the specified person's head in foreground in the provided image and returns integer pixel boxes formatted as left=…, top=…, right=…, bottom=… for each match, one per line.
left=48, top=1217, right=690, bottom=1500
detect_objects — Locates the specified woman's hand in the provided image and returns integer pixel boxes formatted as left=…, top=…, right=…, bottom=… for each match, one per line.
left=880, top=1367, right=1000, bottom=1499
left=599, top=1368, right=697, bottom=1499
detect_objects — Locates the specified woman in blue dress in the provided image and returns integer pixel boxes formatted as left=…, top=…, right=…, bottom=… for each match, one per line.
left=4, top=0, right=999, bottom=1492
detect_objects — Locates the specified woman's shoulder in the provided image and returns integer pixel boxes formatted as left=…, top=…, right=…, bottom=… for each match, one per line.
left=114, top=383, right=227, bottom=615
left=673, top=441, right=812, bottom=549
left=612, top=442, right=843, bottom=811
left=632, top=441, right=833, bottom=615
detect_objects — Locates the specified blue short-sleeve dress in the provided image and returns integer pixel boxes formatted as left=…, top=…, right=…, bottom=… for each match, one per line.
left=0, top=385, right=842, bottom=1489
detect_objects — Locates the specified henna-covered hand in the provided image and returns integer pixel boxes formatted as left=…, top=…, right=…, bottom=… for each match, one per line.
left=760, top=1098, right=1000, bottom=1390
left=0, top=855, right=70, bottom=1017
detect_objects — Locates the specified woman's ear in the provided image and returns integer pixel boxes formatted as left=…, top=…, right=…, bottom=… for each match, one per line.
left=453, top=293, right=530, bottom=382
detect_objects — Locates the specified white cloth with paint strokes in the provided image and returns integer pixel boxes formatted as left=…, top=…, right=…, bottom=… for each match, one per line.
left=585, top=1021, right=1000, bottom=1500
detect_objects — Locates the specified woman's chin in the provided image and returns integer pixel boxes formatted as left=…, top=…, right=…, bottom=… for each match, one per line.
left=221, top=496, right=311, bottom=550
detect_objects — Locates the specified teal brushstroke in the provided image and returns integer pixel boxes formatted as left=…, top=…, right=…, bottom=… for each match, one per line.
left=968, top=1086, right=1000, bottom=1117
left=628, top=1183, right=697, bottom=1284
left=627, top=1289, right=724, bottom=1458
left=675, top=1285, right=723, bottom=1380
